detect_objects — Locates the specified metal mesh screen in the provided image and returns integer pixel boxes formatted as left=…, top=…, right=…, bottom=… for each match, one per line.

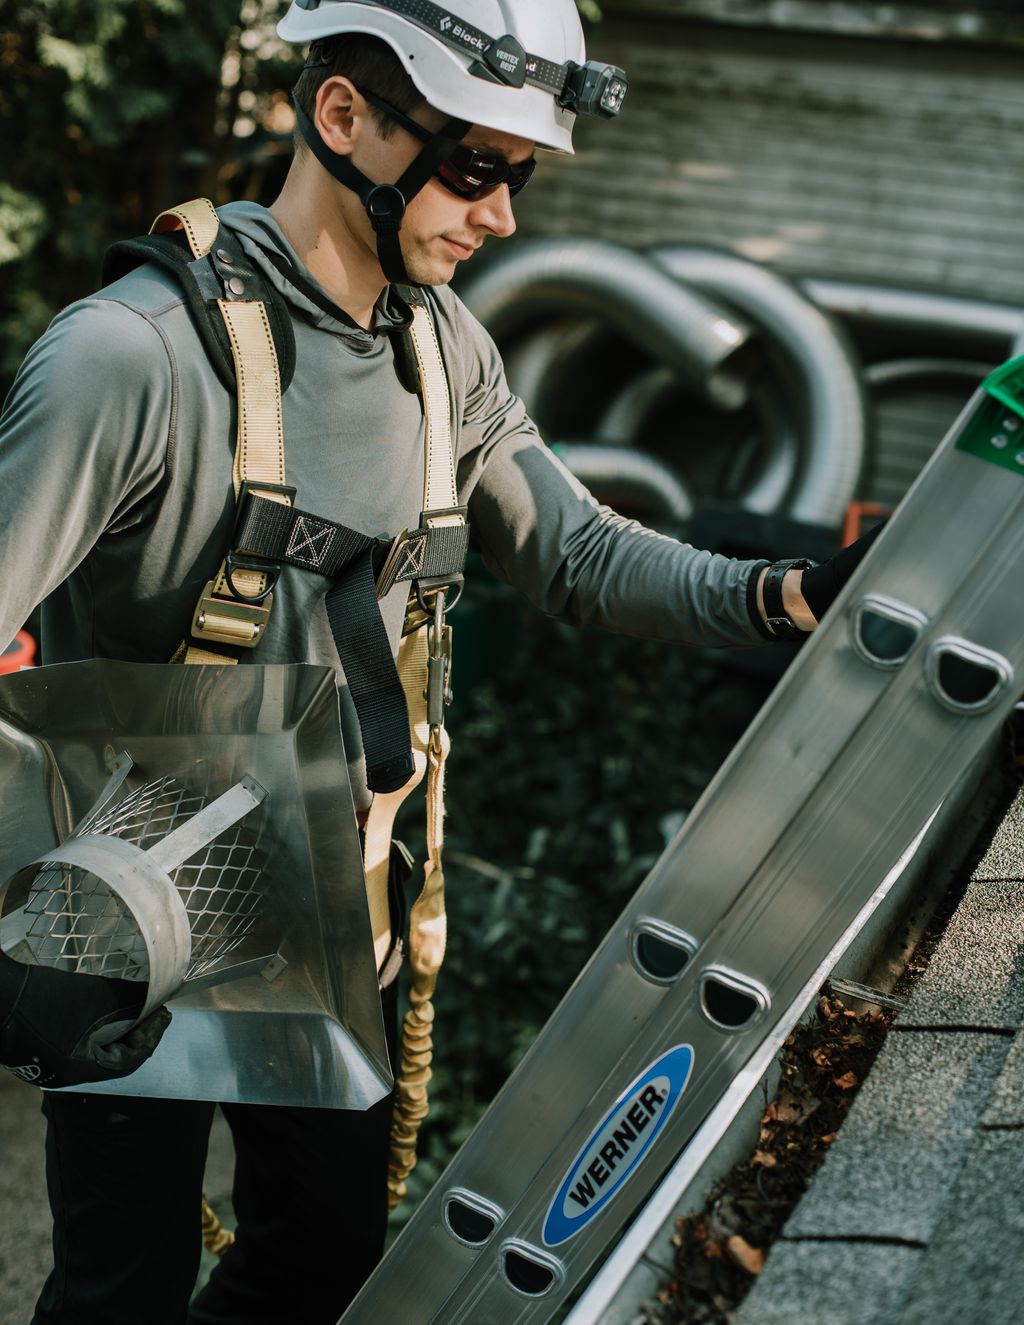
left=22, top=863, right=146, bottom=979
left=22, top=775, right=266, bottom=982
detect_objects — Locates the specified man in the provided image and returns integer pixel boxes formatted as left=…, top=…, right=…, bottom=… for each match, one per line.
left=0, top=2, right=859, bottom=1321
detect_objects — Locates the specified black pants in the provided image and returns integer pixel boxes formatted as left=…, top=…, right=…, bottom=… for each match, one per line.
left=31, top=987, right=397, bottom=1325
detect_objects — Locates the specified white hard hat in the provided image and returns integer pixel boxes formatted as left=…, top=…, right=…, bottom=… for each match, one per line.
left=278, top=0, right=623, bottom=154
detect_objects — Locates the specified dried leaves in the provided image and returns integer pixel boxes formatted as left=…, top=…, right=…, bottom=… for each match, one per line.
left=648, top=996, right=891, bottom=1325
left=725, top=1235, right=765, bottom=1276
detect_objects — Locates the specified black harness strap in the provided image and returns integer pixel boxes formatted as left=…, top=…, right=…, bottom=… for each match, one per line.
left=234, top=491, right=469, bottom=590
left=234, top=493, right=382, bottom=580
left=327, top=552, right=416, bottom=793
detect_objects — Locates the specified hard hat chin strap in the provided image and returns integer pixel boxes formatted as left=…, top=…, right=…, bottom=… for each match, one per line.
left=293, top=99, right=471, bottom=285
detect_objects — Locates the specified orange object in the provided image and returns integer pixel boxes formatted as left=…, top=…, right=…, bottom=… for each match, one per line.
left=0, top=630, right=36, bottom=673
left=841, top=501, right=892, bottom=548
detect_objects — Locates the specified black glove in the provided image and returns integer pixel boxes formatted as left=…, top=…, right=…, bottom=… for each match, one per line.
left=0, top=947, right=171, bottom=1089
left=801, top=523, right=886, bottom=622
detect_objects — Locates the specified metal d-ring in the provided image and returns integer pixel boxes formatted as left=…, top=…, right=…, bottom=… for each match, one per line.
left=224, top=552, right=280, bottom=604
left=416, top=575, right=465, bottom=618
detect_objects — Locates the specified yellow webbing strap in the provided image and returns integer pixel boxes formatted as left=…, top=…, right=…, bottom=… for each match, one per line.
left=152, top=199, right=289, bottom=660
left=152, top=198, right=220, bottom=259
left=202, top=295, right=287, bottom=615
left=412, top=304, right=461, bottom=529
left=363, top=630, right=430, bottom=972
left=388, top=644, right=449, bottom=1209
left=364, top=298, right=461, bottom=967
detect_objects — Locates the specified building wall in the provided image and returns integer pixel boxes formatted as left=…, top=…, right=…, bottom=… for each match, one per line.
left=516, top=8, right=1024, bottom=305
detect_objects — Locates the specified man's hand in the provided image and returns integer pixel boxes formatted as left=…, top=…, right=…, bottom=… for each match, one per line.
left=798, top=523, right=885, bottom=624
left=758, top=524, right=886, bottom=634
left=0, top=947, right=171, bottom=1089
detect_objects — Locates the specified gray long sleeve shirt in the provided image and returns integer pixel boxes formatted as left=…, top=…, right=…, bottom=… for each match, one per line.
left=0, top=203, right=766, bottom=809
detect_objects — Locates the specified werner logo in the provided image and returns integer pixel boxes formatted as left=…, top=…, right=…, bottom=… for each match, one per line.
left=542, top=1045, right=694, bottom=1247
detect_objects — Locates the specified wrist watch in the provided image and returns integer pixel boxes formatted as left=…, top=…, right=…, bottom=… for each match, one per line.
left=762, top=558, right=814, bottom=641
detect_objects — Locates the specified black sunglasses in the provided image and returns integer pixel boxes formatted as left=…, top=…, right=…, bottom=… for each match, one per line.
left=356, top=86, right=537, bottom=202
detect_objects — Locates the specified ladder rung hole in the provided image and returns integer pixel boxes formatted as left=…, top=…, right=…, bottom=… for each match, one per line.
left=701, top=974, right=764, bottom=1029
left=444, top=1196, right=497, bottom=1247
left=635, top=932, right=691, bottom=983
left=856, top=611, right=919, bottom=664
left=503, top=1249, right=557, bottom=1297
left=936, top=652, right=1003, bottom=709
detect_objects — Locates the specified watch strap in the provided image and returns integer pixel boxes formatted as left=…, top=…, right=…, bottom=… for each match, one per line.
left=762, top=558, right=814, bottom=641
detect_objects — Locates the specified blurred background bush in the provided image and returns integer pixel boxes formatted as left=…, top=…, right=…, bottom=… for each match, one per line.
left=1, top=0, right=301, bottom=394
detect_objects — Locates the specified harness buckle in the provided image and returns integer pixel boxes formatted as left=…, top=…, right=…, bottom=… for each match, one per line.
left=422, top=505, right=469, bottom=525
left=191, top=582, right=274, bottom=649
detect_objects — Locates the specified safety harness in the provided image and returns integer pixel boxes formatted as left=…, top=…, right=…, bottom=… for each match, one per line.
left=105, top=197, right=464, bottom=1209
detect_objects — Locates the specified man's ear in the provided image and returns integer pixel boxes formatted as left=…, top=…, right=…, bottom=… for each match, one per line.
left=314, top=76, right=361, bottom=157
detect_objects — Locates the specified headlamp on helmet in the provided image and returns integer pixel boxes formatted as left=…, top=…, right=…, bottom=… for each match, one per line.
left=558, top=60, right=628, bottom=120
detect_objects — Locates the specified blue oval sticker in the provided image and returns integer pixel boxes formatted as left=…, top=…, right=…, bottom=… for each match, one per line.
left=542, top=1044, right=695, bottom=1248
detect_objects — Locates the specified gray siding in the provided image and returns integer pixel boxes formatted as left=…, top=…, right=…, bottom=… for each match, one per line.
left=517, top=18, right=1024, bottom=306
left=616, top=1, right=1024, bottom=45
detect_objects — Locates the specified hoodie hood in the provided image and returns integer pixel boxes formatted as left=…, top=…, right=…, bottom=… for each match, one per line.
left=218, top=202, right=413, bottom=350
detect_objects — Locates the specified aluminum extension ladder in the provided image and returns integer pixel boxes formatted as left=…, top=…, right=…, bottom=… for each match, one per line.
left=341, top=358, right=1024, bottom=1325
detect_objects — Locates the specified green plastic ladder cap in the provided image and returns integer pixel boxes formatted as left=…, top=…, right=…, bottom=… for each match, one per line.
left=983, top=354, right=1024, bottom=420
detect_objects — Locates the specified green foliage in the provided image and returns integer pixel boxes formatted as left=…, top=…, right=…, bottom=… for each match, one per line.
left=0, top=0, right=300, bottom=394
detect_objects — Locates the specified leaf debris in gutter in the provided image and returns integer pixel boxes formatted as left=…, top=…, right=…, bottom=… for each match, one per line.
left=641, top=996, right=891, bottom=1324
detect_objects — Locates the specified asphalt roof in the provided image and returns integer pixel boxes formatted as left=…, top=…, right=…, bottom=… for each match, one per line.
left=735, top=784, right=1024, bottom=1325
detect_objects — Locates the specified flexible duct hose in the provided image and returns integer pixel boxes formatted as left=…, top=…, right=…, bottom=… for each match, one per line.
left=651, top=247, right=868, bottom=528
left=458, top=238, right=757, bottom=412
left=501, top=319, right=627, bottom=430
left=503, top=320, right=589, bottom=415
left=552, top=442, right=694, bottom=525
left=500, top=321, right=797, bottom=515
left=597, top=365, right=677, bottom=443
left=593, top=361, right=800, bottom=516
left=865, top=358, right=995, bottom=390
left=862, top=358, right=996, bottom=507
left=803, top=280, right=1024, bottom=360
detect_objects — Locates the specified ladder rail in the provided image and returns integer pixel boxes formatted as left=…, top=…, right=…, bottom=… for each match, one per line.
left=341, top=377, right=1024, bottom=1324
